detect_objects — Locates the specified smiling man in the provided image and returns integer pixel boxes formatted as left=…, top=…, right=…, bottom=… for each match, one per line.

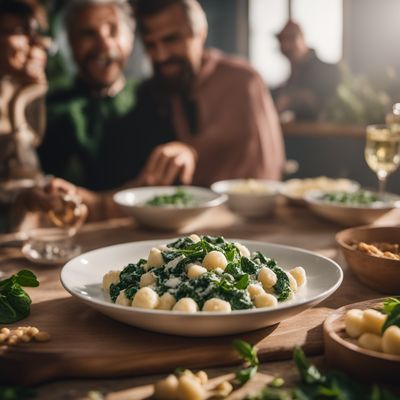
left=134, top=0, right=286, bottom=186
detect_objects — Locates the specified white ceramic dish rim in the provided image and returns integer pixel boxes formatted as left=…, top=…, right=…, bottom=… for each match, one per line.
left=210, top=179, right=282, bottom=198
left=280, top=179, right=360, bottom=200
left=113, top=186, right=227, bottom=210
left=304, top=190, right=400, bottom=210
left=60, top=238, right=343, bottom=317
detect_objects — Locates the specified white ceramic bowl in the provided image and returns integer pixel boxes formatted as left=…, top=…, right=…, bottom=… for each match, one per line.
left=113, top=186, right=226, bottom=230
left=305, top=190, right=400, bottom=226
left=280, top=177, right=360, bottom=206
left=61, top=239, right=343, bottom=337
left=210, top=179, right=282, bottom=217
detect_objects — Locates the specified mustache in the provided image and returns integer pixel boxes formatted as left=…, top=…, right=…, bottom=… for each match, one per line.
left=84, top=49, right=122, bottom=63
left=153, top=58, right=188, bottom=71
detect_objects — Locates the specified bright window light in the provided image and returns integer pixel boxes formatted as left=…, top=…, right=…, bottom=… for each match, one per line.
left=249, top=0, right=343, bottom=88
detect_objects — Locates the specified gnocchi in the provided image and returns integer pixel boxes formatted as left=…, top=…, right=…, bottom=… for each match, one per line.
left=344, top=302, right=400, bottom=357
left=202, top=298, right=231, bottom=312
left=103, top=235, right=307, bottom=313
left=132, top=287, right=159, bottom=309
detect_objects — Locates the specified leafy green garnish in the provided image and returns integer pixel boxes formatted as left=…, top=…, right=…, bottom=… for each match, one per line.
left=0, top=270, right=39, bottom=324
left=382, top=297, right=400, bottom=333
left=233, top=339, right=259, bottom=385
left=246, top=347, right=400, bottom=400
left=146, top=188, right=194, bottom=207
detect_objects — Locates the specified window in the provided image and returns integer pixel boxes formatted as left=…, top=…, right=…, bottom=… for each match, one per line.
left=249, top=0, right=343, bottom=88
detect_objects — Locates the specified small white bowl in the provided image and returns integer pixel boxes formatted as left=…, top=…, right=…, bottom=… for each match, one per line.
left=113, top=186, right=226, bottom=230
left=210, top=179, right=282, bottom=218
left=280, top=177, right=360, bottom=206
left=305, top=190, right=400, bottom=226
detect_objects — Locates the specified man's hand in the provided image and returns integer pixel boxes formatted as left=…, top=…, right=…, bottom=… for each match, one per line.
left=137, top=141, right=197, bottom=186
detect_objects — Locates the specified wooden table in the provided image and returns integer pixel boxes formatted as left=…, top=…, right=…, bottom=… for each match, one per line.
left=0, top=201, right=397, bottom=399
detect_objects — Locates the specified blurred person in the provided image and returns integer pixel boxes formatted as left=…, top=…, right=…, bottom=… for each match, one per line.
left=20, top=0, right=196, bottom=223
left=38, top=0, right=195, bottom=193
left=273, top=20, right=340, bottom=121
left=0, top=0, right=49, bottom=231
left=134, top=0, right=286, bottom=186
left=0, top=0, right=48, bottom=183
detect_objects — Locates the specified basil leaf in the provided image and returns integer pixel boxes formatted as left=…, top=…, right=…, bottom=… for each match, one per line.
left=14, top=270, right=39, bottom=287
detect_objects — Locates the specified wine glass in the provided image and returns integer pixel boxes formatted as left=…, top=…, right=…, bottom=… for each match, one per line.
left=22, top=192, right=88, bottom=264
left=365, top=124, right=400, bottom=198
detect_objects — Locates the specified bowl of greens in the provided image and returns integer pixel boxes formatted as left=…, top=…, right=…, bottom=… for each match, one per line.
left=61, top=235, right=343, bottom=336
left=113, top=186, right=226, bottom=230
left=304, top=189, right=400, bottom=226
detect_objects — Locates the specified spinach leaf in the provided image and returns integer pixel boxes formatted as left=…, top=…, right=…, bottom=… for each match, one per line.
left=253, top=252, right=291, bottom=301
left=382, top=303, right=400, bottom=333
left=383, top=297, right=400, bottom=314
left=0, top=270, right=39, bottom=324
left=293, top=347, right=325, bottom=385
left=233, top=339, right=259, bottom=385
left=110, top=263, right=144, bottom=302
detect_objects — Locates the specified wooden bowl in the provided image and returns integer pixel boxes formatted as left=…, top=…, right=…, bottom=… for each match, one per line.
left=324, top=298, right=400, bottom=384
left=336, top=226, right=400, bottom=293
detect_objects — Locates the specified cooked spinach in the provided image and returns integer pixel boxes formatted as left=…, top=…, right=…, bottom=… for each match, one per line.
left=108, top=235, right=299, bottom=310
left=320, top=190, right=380, bottom=205
left=110, top=263, right=144, bottom=302
left=253, top=252, right=291, bottom=301
left=0, top=270, right=39, bottom=324
left=146, top=188, right=194, bottom=207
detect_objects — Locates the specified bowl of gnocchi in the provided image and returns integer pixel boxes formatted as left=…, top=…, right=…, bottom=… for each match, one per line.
left=61, top=235, right=343, bottom=336
left=324, top=298, right=400, bottom=384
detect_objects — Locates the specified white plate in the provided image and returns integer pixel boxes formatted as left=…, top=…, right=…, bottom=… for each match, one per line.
left=280, top=177, right=360, bottom=206
left=61, top=239, right=343, bottom=336
left=113, top=186, right=226, bottom=230
left=305, top=190, right=400, bottom=226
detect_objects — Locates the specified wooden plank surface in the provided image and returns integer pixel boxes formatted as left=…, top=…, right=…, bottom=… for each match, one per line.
left=0, top=203, right=391, bottom=388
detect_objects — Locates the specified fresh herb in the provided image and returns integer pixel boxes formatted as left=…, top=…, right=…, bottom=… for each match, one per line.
left=247, top=347, right=400, bottom=400
left=320, top=190, right=380, bottom=205
left=0, top=270, right=39, bottom=324
left=146, top=188, right=194, bottom=207
left=382, top=297, right=400, bottom=333
left=233, top=339, right=260, bottom=385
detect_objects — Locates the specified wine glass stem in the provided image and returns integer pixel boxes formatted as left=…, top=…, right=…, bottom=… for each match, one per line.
left=377, top=171, right=387, bottom=197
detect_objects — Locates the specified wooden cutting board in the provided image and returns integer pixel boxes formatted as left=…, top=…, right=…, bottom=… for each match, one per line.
left=0, top=296, right=331, bottom=385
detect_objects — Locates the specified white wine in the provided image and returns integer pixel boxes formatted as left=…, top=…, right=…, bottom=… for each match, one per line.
left=365, top=128, right=400, bottom=175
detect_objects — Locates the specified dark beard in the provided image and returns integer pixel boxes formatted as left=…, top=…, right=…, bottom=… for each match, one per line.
left=153, top=58, right=194, bottom=95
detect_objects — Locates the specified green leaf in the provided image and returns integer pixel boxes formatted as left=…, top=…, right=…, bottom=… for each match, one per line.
left=0, top=295, right=18, bottom=324
left=382, top=303, right=400, bottom=333
left=235, top=274, right=250, bottom=290
left=293, top=347, right=325, bottom=385
left=235, top=365, right=258, bottom=385
left=383, top=297, right=400, bottom=314
left=233, top=339, right=259, bottom=366
left=14, top=270, right=39, bottom=287
left=0, top=270, right=38, bottom=323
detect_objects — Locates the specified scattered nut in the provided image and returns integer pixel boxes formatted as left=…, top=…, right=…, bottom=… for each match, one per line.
left=34, top=331, right=50, bottom=342
left=0, top=326, right=50, bottom=346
